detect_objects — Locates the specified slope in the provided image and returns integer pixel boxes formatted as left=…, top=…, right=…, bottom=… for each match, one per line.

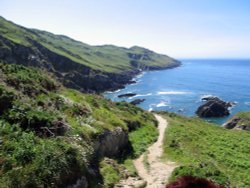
left=0, top=16, right=180, bottom=92
left=161, top=112, right=250, bottom=188
left=0, top=63, right=159, bottom=187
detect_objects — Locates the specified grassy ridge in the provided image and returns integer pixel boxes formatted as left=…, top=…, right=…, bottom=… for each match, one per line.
left=161, top=112, right=250, bottom=188
left=0, top=16, right=180, bottom=73
left=0, top=63, right=158, bottom=187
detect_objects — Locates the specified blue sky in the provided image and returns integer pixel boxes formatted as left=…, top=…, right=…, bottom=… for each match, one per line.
left=1, top=0, right=250, bottom=58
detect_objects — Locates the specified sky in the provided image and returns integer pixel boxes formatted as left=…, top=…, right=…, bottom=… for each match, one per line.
left=1, top=0, right=250, bottom=58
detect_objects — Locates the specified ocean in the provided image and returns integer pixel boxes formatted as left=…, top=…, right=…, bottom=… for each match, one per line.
left=104, top=59, right=250, bottom=124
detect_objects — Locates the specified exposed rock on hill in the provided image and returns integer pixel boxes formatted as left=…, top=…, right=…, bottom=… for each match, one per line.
left=223, top=112, right=250, bottom=131
left=94, top=127, right=129, bottom=158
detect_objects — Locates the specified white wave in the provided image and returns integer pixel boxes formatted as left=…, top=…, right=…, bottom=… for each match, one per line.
left=200, top=94, right=213, bottom=98
left=128, top=93, right=152, bottom=99
left=136, top=93, right=152, bottom=97
left=148, top=107, right=153, bottom=112
left=199, top=94, right=218, bottom=101
left=157, top=91, right=191, bottom=95
left=245, top=102, right=250, bottom=106
left=132, top=72, right=145, bottom=82
left=156, top=101, right=168, bottom=107
left=106, top=89, right=122, bottom=94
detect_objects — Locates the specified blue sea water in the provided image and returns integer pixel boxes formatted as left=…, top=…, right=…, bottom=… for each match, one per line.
left=104, top=59, right=250, bottom=124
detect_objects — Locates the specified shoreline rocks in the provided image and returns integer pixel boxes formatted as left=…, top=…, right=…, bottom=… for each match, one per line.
left=196, top=97, right=233, bottom=118
left=223, top=112, right=250, bottom=131
left=130, top=99, right=145, bottom=105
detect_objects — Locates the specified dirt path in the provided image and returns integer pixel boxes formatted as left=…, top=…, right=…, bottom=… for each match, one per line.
left=115, top=114, right=177, bottom=188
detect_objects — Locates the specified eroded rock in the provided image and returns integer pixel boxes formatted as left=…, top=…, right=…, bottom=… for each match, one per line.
left=94, top=127, right=129, bottom=158
left=130, top=99, right=145, bottom=105
left=196, top=97, right=232, bottom=117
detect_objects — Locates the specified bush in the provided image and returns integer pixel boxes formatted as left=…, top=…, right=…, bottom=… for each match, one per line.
left=169, top=164, right=229, bottom=186
left=0, top=86, right=16, bottom=114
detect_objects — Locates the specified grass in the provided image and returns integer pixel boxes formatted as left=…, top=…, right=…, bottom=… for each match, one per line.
left=129, top=123, right=158, bottom=158
left=99, top=159, right=121, bottom=188
left=161, top=112, right=250, bottom=188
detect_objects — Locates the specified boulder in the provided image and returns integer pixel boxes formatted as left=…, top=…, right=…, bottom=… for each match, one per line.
left=130, top=99, right=145, bottom=105
left=223, top=113, right=250, bottom=131
left=223, top=118, right=241, bottom=129
left=196, top=97, right=231, bottom=118
left=94, top=127, right=129, bottom=158
left=118, top=93, right=137, bottom=98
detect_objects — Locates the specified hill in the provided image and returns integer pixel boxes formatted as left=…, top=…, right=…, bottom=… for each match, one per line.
left=161, top=112, right=250, bottom=188
left=0, top=16, right=180, bottom=92
left=0, top=63, right=158, bottom=187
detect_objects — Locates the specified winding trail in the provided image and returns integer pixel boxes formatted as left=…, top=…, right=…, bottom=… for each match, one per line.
left=116, top=114, right=177, bottom=188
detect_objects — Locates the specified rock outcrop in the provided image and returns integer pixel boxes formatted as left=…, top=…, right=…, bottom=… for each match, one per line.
left=94, top=127, right=129, bottom=158
left=130, top=99, right=145, bottom=105
left=118, top=93, right=137, bottom=98
left=196, top=97, right=232, bottom=117
left=67, top=176, right=88, bottom=188
left=223, top=118, right=241, bottom=129
left=223, top=112, right=250, bottom=131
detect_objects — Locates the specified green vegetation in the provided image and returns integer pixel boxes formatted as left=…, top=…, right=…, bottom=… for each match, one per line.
left=100, top=159, right=122, bottom=188
left=129, top=123, right=158, bottom=157
left=161, top=112, right=250, bottom=188
left=0, top=16, right=179, bottom=73
left=0, top=63, right=158, bottom=187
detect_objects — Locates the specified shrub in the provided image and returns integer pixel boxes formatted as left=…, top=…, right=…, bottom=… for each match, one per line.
left=0, top=86, right=16, bottom=114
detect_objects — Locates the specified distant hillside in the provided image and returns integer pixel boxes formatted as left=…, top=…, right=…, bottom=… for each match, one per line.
left=0, top=16, right=180, bottom=92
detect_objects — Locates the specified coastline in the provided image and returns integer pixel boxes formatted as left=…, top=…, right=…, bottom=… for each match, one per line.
left=103, top=60, right=182, bottom=94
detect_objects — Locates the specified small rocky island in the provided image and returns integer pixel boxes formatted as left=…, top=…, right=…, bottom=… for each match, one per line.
left=196, top=96, right=234, bottom=118
left=130, top=99, right=145, bottom=105
left=118, top=93, right=137, bottom=98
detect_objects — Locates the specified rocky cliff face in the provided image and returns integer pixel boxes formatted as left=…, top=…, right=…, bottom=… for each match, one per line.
left=0, top=36, right=141, bottom=93
left=94, top=127, right=129, bottom=158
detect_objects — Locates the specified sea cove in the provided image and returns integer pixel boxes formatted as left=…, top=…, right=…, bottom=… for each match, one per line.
left=104, top=59, right=250, bottom=124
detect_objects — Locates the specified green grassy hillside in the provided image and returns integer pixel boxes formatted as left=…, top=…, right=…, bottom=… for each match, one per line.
left=161, top=112, right=250, bottom=188
left=0, top=63, right=158, bottom=187
left=0, top=16, right=180, bottom=73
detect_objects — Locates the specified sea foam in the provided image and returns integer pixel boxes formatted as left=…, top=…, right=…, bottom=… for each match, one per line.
left=156, top=101, right=168, bottom=107
left=157, top=91, right=190, bottom=95
left=245, top=102, right=250, bottom=106
left=128, top=93, right=152, bottom=99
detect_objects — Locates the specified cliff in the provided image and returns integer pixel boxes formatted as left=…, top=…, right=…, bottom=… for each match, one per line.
left=0, top=16, right=181, bottom=93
